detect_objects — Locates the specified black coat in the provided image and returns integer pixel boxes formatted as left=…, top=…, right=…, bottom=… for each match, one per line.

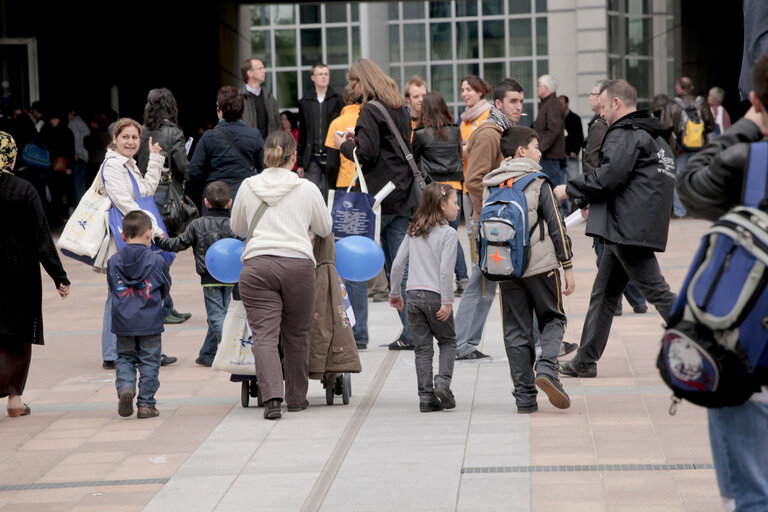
left=678, top=118, right=765, bottom=221
left=297, top=87, right=342, bottom=169
left=0, top=173, right=69, bottom=346
left=339, top=100, right=414, bottom=215
left=582, top=114, right=607, bottom=175
left=564, top=110, right=584, bottom=156
left=566, top=110, right=675, bottom=251
left=412, top=125, right=463, bottom=182
left=154, top=208, right=240, bottom=285
left=136, top=120, right=189, bottom=192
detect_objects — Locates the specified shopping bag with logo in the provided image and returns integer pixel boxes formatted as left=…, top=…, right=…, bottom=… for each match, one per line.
left=57, top=172, right=112, bottom=265
left=212, top=299, right=257, bottom=374
left=327, top=148, right=381, bottom=243
left=100, top=158, right=175, bottom=265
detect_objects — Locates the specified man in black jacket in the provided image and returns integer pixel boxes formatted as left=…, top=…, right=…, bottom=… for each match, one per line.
left=554, top=79, right=677, bottom=378
left=558, top=95, right=584, bottom=185
left=297, top=63, right=342, bottom=200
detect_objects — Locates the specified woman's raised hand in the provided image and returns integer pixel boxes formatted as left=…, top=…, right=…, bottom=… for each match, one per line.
left=148, top=136, right=163, bottom=154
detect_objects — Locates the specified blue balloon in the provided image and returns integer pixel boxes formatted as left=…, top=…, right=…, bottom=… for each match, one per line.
left=205, top=238, right=245, bottom=284
left=335, top=236, right=385, bottom=282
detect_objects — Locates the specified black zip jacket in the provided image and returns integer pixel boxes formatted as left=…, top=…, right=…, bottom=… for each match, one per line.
left=339, top=99, right=415, bottom=215
left=412, top=125, right=463, bottom=182
left=136, top=120, right=188, bottom=191
left=154, top=208, right=240, bottom=285
left=297, top=87, right=342, bottom=169
left=566, top=110, right=675, bottom=251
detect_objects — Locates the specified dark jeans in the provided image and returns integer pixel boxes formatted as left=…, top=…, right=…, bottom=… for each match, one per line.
left=305, top=156, right=328, bottom=202
left=115, top=334, right=162, bottom=408
left=344, top=278, right=368, bottom=345
left=381, top=213, right=412, bottom=344
left=540, top=157, right=568, bottom=217
left=594, top=239, right=646, bottom=313
left=447, top=192, right=468, bottom=281
left=200, top=286, right=233, bottom=363
left=406, top=290, right=456, bottom=402
left=570, top=244, right=676, bottom=372
left=499, top=271, right=566, bottom=407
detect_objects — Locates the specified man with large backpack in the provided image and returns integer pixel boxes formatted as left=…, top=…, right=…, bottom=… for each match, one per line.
left=660, top=76, right=715, bottom=218
left=676, top=52, right=768, bottom=512
left=554, top=79, right=677, bottom=378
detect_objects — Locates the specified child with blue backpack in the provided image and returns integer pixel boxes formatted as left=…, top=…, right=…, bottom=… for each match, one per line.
left=481, top=126, right=575, bottom=413
left=389, top=182, right=461, bottom=412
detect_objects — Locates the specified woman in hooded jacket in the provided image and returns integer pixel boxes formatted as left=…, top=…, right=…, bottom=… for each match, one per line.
left=231, top=131, right=332, bottom=420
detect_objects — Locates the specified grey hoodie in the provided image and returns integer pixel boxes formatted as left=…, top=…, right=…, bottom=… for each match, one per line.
left=482, top=157, right=573, bottom=277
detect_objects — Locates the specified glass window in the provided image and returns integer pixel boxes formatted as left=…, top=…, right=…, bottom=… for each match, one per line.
left=535, top=0, right=547, bottom=12
left=520, top=103, right=534, bottom=127
left=431, top=23, right=452, bottom=61
left=275, top=30, right=297, bottom=67
left=608, top=0, right=623, bottom=12
left=325, top=4, right=347, bottom=23
left=509, top=0, right=531, bottom=14
left=389, top=25, right=401, bottom=62
left=509, top=19, right=532, bottom=57
left=608, top=15, right=622, bottom=52
left=326, top=27, right=348, bottom=65
left=509, top=60, right=533, bottom=95
left=388, top=2, right=399, bottom=20
left=483, top=20, right=505, bottom=59
left=404, top=24, right=426, bottom=62
left=300, top=5, right=320, bottom=24
left=429, top=1, right=451, bottom=18
left=403, top=2, right=425, bottom=19
left=251, top=6, right=271, bottom=27
left=626, top=58, right=651, bottom=99
left=431, top=64, right=454, bottom=100
left=251, top=30, right=272, bottom=68
left=353, top=26, right=361, bottom=61
left=274, top=5, right=295, bottom=25
left=329, top=70, right=347, bottom=96
left=351, top=3, right=359, bottom=21
left=609, top=57, right=622, bottom=79
left=626, top=16, right=651, bottom=56
left=301, top=29, right=322, bottom=66
left=483, top=62, right=505, bottom=92
left=456, top=21, right=479, bottom=59
left=390, top=66, right=402, bottom=90
left=537, top=59, right=548, bottom=77
left=456, top=1, right=478, bottom=17
left=404, top=65, right=427, bottom=85
left=456, top=63, right=480, bottom=84
left=536, top=17, right=548, bottom=55
left=483, top=0, right=503, bottom=15
left=277, top=71, right=298, bottom=109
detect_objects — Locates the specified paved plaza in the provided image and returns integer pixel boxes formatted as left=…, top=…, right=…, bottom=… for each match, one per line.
left=0, top=218, right=723, bottom=511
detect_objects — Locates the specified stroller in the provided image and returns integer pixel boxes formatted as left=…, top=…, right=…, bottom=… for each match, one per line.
left=230, top=234, right=361, bottom=407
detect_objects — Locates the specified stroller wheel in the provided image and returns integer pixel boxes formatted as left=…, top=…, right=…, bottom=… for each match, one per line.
left=326, top=383, right=334, bottom=405
left=241, top=381, right=250, bottom=408
left=341, top=374, right=350, bottom=405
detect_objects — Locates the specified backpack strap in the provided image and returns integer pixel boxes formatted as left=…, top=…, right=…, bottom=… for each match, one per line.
left=214, top=126, right=256, bottom=173
left=510, top=172, right=548, bottom=191
left=745, top=141, right=768, bottom=208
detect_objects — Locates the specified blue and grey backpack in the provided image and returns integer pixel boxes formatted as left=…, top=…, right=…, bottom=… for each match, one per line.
left=657, top=141, right=768, bottom=409
left=477, top=172, right=547, bottom=281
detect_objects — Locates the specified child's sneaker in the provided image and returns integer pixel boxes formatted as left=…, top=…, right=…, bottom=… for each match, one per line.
left=118, top=389, right=134, bottom=417
left=434, top=385, right=456, bottom=410
left=419, top=400, right=444, bottom=413
left=137, top=406, right=160, bottom=419
left=517, top=402, right=538, bottom=414
left=535, top=373, right=571, bottom=409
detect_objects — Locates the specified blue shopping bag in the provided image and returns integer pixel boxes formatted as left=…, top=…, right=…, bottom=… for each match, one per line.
left=101, top=158, right=175, bottom=265
left=327, top=148, right=381, bottom=243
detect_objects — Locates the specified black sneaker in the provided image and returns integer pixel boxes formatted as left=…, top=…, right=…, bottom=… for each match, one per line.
left=263, top=399, right=282, bottom=420
left=118, top=389, right=134, bottom=417
left=356, top=343, right=367, bottom=350
left=388, top=339, right=415, bottom=350
left=434, top=385, right=456, bottom=410
left=559, top=360, right=597, bottom=378
left=160, top=355, right=177, bottom=366
left=535, top=373, right=571, bottom=409
left=517, top=403, right=538, bottom=414
left=456, top=349, right=491, bottom=361
left=163, top=314, right=186, bottom=325
left=633, top=305, right=649, bottom=314
left=102, top=360, right=115, bottom=370
left=195, top=357, right=212, bottom=367
left=287, top=400, right=309, bottom=412
left=454, top=278, right=468, bottom=297
left=558, top=342, right=578, bottom=358
left=419, top=401, right=444, bottom=413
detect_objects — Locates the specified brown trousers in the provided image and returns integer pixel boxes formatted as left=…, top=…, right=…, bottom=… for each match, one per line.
left=239, top=255, right=316, bottom=407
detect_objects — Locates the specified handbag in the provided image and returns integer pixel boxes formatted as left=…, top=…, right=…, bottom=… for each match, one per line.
left=21, top=137, right=51, bottom=169
left=100, top=158, right=176, bottom=265
left=212, top=298, right=257, bottom=374
left=161, top=175, right=200, bottom=237
left=57, top=164, right=112, bottom=265
left=326, top=148, right=381, bottom=243
left=367, top=100, right=431, bottom=206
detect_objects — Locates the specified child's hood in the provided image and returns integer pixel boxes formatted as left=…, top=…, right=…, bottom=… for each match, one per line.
left=245, top=167, right=303, bottom=206
left=483, top=157, right=542, bottom=187
left=115, top=245, right=158, bottom=286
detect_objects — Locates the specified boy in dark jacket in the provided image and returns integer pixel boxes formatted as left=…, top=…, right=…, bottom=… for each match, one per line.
left=155, top=181, right=237, bottom=366
left=108, top=211, right=171, bottom=419
left=486, top=126, right=575, bottom=413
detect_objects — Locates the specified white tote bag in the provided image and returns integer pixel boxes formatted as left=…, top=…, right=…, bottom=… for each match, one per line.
left=56, top=173, right=111, bottom=259
left=212, top=299, right=257, bottom=375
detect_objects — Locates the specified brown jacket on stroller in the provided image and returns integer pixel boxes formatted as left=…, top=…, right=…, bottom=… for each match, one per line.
left=309, top=234, right=361, bottom=380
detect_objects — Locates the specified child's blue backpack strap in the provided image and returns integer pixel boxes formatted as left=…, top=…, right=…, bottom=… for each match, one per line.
left=510, top=172, right=548, bottom=192
left=745, top=141, right=768, bottom=208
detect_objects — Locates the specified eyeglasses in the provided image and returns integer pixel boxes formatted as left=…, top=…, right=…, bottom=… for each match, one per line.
left=589, top=93, right=600, bottom=96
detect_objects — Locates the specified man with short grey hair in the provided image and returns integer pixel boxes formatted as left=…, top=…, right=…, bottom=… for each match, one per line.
left=240, top=58, right=280, bottom=139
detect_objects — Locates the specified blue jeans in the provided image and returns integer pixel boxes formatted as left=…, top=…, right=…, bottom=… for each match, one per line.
left=72, top=159, right=88, bottom=205
left=448, top=193, right=468, bottom=281
left=454, top=263, right=498, bottom=357
left=102, top=293, right=117, bottom=361
left=708, top=398, right=768, bottom=511
left=200, top=286, right=233, bottom=363
left=344, top=278, right=368, bottom=345
left=381, top=214, right=412, bottom=344
left=594, top=239, right=646, bottom=313
left=673, top=152, right=690, bottom=217
left=540, top=157, right=568, bottom=217
left=115, top=334, right=161, bottom=408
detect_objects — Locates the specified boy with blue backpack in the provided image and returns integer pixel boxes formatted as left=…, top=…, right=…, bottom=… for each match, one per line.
left=479, top=126, right=575, bottom=413
left=675, top=52, right=768, bottom=511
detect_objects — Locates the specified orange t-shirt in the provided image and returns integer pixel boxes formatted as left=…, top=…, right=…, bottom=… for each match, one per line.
left=325, top=104, right=361, bottom=188
left=459, top=109, right=491, bottom=193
